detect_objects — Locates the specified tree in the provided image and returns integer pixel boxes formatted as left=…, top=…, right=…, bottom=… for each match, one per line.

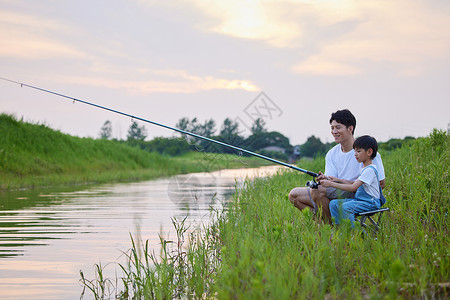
left=214, top=118, right=243, bottom=153
left=300, top=135, right=326, bottom=158
left=175, top=117, right=216, bottom=146
left=176, top=117, right=190, bottom=132
left=200, top=119, right=216, bottom=137
left=251, top=117, right=267, bottom=134
left=127, top=121, right=147, bottom=141
left=245, top=131, right=293, bottom=153
left=99, top=120, right=112, bottom=140
left=220, top=118, right=240, bottom=139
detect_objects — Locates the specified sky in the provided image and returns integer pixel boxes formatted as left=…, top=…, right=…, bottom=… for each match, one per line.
left=1, top=0, right=449, bottom=146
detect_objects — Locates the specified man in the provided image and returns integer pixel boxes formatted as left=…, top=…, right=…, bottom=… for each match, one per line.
left=288, top=109, right=385, bottom=222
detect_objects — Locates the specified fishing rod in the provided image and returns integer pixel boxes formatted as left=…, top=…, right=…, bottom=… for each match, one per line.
left=1, top=77, right=319, bottom=179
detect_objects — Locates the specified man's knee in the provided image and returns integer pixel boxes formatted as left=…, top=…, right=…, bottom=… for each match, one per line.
left=288, top=188, right=301, bottom=205
left=288, top=187, right=313, bottom=211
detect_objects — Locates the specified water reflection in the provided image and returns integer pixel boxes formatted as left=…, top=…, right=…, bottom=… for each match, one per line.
left=0, top=193, right=85, bottom=258
left=0, top=166, right=280, bottom=299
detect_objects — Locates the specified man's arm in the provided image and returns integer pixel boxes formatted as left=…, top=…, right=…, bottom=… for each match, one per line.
left=373, top=154, right=386, bottom=182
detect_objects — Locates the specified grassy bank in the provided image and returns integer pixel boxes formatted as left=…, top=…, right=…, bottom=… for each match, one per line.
left=0, top=114, right=269, bottom=190
left=212, top=133, right=448, bottom=299
left=82, top=129, right=449, bottom=299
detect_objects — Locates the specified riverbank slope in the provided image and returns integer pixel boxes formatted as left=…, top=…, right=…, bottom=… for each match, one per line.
left=0, top=114, right=269, bottom=190
left=213, top=130, right=448, bottom=298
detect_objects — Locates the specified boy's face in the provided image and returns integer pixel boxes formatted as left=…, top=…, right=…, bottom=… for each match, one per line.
left=354, top=147, right=372, bottom=163
left=330, top=120, right=353, bottom=144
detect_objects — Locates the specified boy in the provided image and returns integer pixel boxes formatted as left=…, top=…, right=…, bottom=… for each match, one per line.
left=320, top=135, right=384, bottom=225
left=289, top=109, right=385, bottom=222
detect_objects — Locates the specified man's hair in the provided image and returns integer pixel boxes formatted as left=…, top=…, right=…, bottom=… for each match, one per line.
left=353, top=135, right=378, bottom=159
left=329, top=109, right=356, bottom=135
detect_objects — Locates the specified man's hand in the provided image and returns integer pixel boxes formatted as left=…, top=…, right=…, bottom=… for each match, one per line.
left=326, top=176, right=338, bottom=182
left=316, top=171, right=327, bottom=181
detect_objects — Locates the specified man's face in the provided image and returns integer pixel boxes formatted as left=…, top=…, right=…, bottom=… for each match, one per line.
left=330, top=120, right=353, bottom=144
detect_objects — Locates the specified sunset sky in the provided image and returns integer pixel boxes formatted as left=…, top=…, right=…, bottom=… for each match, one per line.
left=1, top=0, right=449, bottom=145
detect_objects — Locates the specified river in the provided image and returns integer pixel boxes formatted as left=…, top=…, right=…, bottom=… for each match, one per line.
left=0, top=166, right=280, bottom=299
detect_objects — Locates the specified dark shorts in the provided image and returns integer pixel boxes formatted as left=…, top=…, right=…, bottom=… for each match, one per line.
left=326, top=187, right=355, bottom=200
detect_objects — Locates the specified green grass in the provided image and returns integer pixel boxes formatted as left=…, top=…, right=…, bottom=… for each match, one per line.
left=0, top=114, right=270, bottom=190
left=81, top=129, right=449, bottom=299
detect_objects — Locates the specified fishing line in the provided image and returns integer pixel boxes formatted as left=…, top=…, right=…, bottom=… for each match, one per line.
left=0, top=77, right=318, bottom=177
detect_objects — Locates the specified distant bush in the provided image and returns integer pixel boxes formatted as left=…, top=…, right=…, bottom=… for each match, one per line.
left=379, top=136, right=416, bottom=151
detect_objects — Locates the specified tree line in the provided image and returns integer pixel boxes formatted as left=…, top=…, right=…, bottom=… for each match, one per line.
left=98, top=118, right=415, bottom=160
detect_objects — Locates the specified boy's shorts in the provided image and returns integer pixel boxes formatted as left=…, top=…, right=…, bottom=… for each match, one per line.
left=326, top=187, right=355, bottom=200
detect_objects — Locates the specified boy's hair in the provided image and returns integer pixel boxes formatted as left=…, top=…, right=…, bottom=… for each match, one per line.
left=329, top=109, right=356, bottom=135
left=353, top=135, right=378, bottom=159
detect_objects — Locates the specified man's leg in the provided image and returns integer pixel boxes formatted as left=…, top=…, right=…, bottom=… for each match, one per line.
left=288, top=187, right=315, bottom=211
left=289, top=186, right=332, bottom=222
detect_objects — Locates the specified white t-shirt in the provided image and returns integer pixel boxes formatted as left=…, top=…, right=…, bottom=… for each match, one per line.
left=324, top=144, right=385, bottom=181
left=358, top=164, right=380, bottom=199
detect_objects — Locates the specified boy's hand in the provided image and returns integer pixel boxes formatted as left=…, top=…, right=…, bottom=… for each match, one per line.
left=320, top=179, right=333, bottom=187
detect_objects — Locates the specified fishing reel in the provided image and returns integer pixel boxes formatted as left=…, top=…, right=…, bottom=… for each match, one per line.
left=305, top=178, right=319, bottom=189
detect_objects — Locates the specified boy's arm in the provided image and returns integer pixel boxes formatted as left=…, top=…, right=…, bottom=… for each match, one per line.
left=327, top=176, right=354, bottom=185
left=321, top=179, right=363, bottom=192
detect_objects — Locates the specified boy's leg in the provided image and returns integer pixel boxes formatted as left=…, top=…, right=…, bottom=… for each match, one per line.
left=330, top=199, right=353, bottom=225
left=341, top=200, right=380, bottom=226
left=329, top=200, right=339, bottom=224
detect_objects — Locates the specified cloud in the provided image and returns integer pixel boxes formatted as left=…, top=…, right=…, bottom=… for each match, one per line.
left=0, top=11, right=87, bottom=59
left=144, top=0, right=450, bottom=76
left=292, top=56, right=360, bottom=76
left=196, top=1, right=302, bottom=48
left=0, top=8, right=258, bottom=94
left=291, top=1, right=450, bottom=76
left=141, top=0, right=304, bottom=48
left=55, top=69, right=259, bottom=94
left=4, top=0, right=449, bottom=81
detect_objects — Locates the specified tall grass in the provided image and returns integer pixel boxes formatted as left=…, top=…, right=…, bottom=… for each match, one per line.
left=80, top=216, right=223, bottom=299
left=0, top=114, right=269, bottom=190
left=82, top=130, right=449, bottom=299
